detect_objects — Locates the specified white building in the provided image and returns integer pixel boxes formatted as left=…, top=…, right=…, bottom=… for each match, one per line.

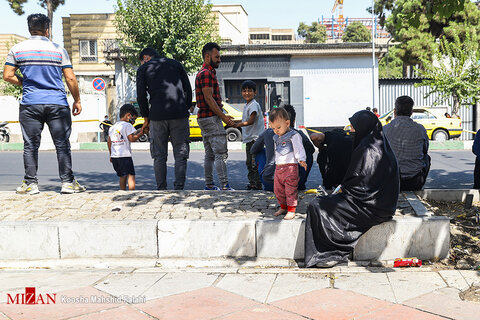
left=212, top=4, right=249, bottom=45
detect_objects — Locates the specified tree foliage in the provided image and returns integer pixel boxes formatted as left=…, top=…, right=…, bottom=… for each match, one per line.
left=297, top=22, right=327, bottom=43
left=374, top=0, right=466, bottom=28
left=342, top=21, right=371, bottom=42
left=374, top=0, right=479, bottom=67
left=114, top=0, right=219, bottom=75
left=6, top=1, right=65, bottom=38
left=379, top=46, right=403, bottom=78
left=415, top=29, right=480, bottom=115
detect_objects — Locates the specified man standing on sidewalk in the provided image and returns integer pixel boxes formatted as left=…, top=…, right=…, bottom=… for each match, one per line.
left=3, top=13, right=86, bottom=195
left=137, top=48, right=192, bottom=190
left=195, top=43, right=235, bottom=190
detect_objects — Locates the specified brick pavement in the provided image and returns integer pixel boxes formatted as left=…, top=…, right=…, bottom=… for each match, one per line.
left=0, top=268, right=478, bottom=320
left=0, top=191, right=414, bottom=221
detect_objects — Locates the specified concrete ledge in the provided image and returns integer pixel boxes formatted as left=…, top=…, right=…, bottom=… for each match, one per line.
left=256, top=219, right=305, bottom=259
left=416, top=189, right=480, bottom=202
left=157, top=220, right=256, bottom=258
left=353, top=216, right=450, bottom=261
left=58, top=220, right=158, bottom=258
left=0, top=222, right=60, bottom=259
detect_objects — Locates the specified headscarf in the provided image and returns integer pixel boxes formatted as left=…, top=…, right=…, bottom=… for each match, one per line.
left=349, top=110, right=382, bottom=149
left=342, top=110, right=399, bottom=218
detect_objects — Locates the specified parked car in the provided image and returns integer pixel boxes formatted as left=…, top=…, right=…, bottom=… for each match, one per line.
left=132, top=102, right=243, bottom=142
left=345, top=107, right=461, bottom=141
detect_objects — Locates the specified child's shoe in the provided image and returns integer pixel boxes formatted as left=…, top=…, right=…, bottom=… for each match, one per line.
left=204, top=185, right=220, bottom=191
left=222, top=184, right=235, bottom=191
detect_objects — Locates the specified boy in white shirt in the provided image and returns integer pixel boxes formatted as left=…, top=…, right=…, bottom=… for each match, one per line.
left=234, top=80, right=264, bottom=190
left=108, top=104, right=144, bottom=190
left=269, top=107, right=307, bottom=220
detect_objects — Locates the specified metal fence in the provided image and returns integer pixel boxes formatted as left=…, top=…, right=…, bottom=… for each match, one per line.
left=379, top=78, right=474, bottom=140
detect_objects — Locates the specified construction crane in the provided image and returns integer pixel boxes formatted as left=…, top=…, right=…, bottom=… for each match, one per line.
left=331, top=0, right=345, bottom=39
left=332, top=0, right=344, bottom=21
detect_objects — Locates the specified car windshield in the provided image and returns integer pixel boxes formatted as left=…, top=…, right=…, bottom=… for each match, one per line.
left=379, top=110, right=393, bottom=119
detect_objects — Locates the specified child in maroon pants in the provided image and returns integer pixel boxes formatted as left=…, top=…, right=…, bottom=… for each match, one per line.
left=269, top=108, right=307, bottom=220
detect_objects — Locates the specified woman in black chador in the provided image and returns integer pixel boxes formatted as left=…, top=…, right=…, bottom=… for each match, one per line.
left=304, top=110, right=399, bottom=268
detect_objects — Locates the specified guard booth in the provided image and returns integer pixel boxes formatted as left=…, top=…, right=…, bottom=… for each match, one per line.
left=216, top=55, right=304, bottom=125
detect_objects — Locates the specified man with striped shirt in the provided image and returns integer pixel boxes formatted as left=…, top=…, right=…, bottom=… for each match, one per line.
left=3, top=13, right=86, bottom=195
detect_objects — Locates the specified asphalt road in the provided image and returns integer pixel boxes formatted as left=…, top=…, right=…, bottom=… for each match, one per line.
left=0, top=149, right=475, bottom=192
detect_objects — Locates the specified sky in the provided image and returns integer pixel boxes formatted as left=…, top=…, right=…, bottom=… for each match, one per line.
left=0, top=0, right=375, bottom=45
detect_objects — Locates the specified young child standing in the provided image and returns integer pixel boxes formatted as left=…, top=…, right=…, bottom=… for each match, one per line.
left=235, top=80, right=264, bottom=190
left=108, top=104, right=144, bottom=190
left=269, top=107, right=307, bottom=220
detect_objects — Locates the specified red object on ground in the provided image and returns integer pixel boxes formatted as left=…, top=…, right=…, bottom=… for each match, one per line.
left=394, top=257, right=422, bottom=267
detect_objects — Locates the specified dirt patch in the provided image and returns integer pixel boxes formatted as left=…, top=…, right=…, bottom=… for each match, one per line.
left=460, top=285, right=480, bottom=302
left=422, top=199, right=480, bottom=270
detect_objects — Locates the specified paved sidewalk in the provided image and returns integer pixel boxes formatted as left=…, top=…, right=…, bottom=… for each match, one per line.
left=0, top=267, right=478, bottom=320
left=0, top=191, right=414, bottom=221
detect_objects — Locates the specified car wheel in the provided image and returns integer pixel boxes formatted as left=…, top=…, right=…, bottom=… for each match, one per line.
left=432, top=129, right=449, bottom=142
left=135, top=125, right=149, bottom=143
left=225, top=127, right=242, bottom=142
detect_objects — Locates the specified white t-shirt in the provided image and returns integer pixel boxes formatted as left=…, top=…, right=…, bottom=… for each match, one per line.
left=108, top=121, right=136, bottom=158
left=242, top=99, right=264, bottom=143
left=275, top=131, right=307, bottom=165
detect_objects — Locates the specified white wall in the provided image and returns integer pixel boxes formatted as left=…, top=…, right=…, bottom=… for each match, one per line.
left=290, top=56, right=379, bottom=127
left=0, top=94, right=106, bottom=142
left=217, top=10, right=249, bottom=45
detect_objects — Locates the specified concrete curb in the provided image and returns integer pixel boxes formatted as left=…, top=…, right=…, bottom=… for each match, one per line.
left=415, top=189, right=480, bottom=202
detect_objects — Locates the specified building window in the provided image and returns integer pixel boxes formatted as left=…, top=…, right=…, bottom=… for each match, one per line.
left=79, top=40, right=97, bottom=62
left=250, top=34, right=270, bottom=40
left=272, top=35, right=292, bottom=41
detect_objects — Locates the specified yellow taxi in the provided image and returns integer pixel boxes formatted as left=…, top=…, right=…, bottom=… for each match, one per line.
left=132, top=102, right=243, bottom=142
left=378, top=107, right=462, bottom=141
left=344, top=107, right=461, bottom=141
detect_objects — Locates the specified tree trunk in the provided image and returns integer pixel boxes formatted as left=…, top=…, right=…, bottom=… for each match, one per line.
left=452, top=93, right=460, bottom=117
left=47, top=0, right=53, bottom=39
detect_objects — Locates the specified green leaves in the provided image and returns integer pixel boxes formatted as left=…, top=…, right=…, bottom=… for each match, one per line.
left=114, top=0, right=219, bottom=75
left=342, top=22, right=371, bottom=42
left=416, top=28, right=480, bottom=115
left=297, top=21, right=327, bottom=43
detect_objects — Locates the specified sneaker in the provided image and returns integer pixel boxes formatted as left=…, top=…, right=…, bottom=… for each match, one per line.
left=61, top=180, right=86, bottom=194
left=204, top=185, right=220, bottom=191
left=16, top=181, right=40, bottom=195
left=222, top=184, right=235, bottom=191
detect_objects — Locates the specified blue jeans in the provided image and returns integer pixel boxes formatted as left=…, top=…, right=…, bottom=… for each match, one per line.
left=19, top=104, right=74, bottom=184
left=197, top=116, right=229, bottom=188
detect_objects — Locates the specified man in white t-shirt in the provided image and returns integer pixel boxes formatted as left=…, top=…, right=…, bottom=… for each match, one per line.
left=108, top=104, right=144, bottom=190
left=234, top=80, right=265, bottom=189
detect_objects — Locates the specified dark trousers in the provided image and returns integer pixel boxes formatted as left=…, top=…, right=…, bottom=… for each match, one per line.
left=19, top=104, right=74, bottom=184
left=400, top=155, right=431, bottom=191
left=298, top=153, right=313, bottom=190
left=474, top=157, right=480, bottom=189
left=149, top=118, right=190, bottom=190
left=246, top=140, right=262, bottom=188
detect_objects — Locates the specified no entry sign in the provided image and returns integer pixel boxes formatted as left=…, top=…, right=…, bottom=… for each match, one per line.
left=92, top=77, right=106, bottom=91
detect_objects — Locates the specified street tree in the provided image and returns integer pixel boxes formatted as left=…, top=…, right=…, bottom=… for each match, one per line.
left=379, top=46, right=403, bottom=78
left=342, top=21, right=371, bottom=42
left=297, top=22, right=327, bottom=43
left=114, top=0, right=218, bottom=75
left=416, top=29, right=480, bottom=116
left=6, top=0, right=65, bottom=39
left=373, top=0, right=479, bottom=68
